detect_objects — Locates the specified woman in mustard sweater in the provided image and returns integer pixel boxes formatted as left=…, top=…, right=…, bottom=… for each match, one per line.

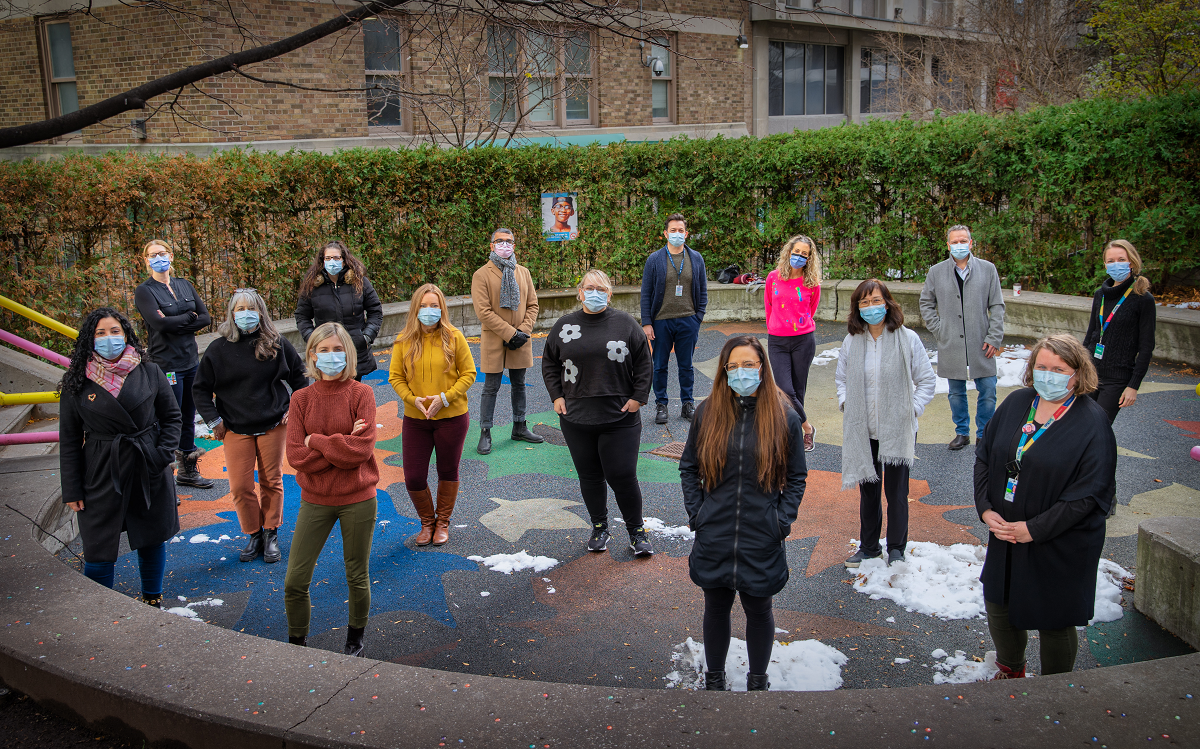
left=389, top=284, right=477, bottom=546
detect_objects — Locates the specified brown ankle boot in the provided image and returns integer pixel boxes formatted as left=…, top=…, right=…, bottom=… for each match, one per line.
left=432, top=481, right=459, bottom=546
left=409, top=488, right=435, bottom=546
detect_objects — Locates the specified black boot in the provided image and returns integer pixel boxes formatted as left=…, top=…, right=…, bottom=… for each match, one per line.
left=175, top=449, right=215, bottom=489
left=476, top=428, right=492, bottom=455
left=240, top=530, right=263, bottom=562
left=140, top=593, right=163, bottom=609
left=289, top=635, right=307, bottom=647
left=511, top=421, right=544, bottom=444
left=344, top=626, right=366, bottom=657
left=705, top=671, right=727, bottom=691
left=262, top=528, right=281, bottom=564
left=746, top=673, right=770, bottom=691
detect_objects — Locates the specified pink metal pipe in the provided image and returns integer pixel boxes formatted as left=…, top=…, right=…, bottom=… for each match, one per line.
left=0, top=329, right=70, bottom=368
left=0, top=432, right=60, bottom=445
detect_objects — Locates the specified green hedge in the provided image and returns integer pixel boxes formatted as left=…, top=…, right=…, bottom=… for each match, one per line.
left=1, top=92, right=1197, bottom=352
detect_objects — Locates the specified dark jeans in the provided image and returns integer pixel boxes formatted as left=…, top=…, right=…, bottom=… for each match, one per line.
left=702, top=587, right=775, bottom=675
left=767, top=332, right=815, bottom=421
left=859, top=438, right=910, bottom=556
left=559, top=411, right=644, bottom=530
left=82, top=541, right=167, bottom=596
left=985, top=599, right=1078, bottom=675
left=479, top=369, right=527, bottom=429
left=1089, top=371, right=1131, bottom=425
left=401, top=413, right=470, bottom=491
left=167, top=364, right=198, bottom=453
left=651, top=314, right=701, bottom=405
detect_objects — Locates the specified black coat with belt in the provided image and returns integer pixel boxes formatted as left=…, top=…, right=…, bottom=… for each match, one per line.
left=974, top=388, right=1116, bottom=630
left=59, top=361, right=182, bottom=564
left=680, top=396, right=807, bottom=597
left=294, top=270, right=384, bottom=378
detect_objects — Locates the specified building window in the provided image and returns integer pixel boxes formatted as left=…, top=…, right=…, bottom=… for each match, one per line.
left=649, top=36, right=673, bottom=122
left=364, top=18, right=403, bottom=128
left=855, top=0, right=885, bottom=19
left=859, top=48, right=900, bottom=114
left=40, top=20, right=78, bottom=119
left=767, top=42, right=844, bottom=116
left=488, top=26, right=595, bottom=127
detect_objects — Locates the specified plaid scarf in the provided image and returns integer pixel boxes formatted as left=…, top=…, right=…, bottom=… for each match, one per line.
left=86, top=346, right=142, bottom=399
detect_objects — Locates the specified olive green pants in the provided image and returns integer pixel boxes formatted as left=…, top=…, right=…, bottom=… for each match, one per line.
left=284, top=497, right=376, bottom=638
left=985, top=599, right=1079, bottom=675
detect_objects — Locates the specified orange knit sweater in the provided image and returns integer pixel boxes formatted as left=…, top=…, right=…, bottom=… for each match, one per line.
left=285, top=378, right=379, bottom=506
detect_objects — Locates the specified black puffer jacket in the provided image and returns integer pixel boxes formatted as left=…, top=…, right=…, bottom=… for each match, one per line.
left=680, top=396, right=807, bottom=597
left=294, top=270, right=384, bottom=378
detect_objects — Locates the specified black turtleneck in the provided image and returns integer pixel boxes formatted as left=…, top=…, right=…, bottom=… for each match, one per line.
left=1081, top=276, right=1157, bottom=389
left=192, top=327, right=309, bottom=435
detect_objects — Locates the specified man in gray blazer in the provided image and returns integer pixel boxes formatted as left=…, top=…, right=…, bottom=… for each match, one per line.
left=919, top=224, right=1006, bottom=450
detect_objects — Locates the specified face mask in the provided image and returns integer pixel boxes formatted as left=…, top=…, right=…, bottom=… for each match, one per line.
left=582, top=289, right=609, bottom=313
left=949, top=243, right=971, bottom=261
left=417, top=307, right=442, bottom=326
left=859, top=304, right=887, bottom=325
left=1106, top=262, right=1131, bottom=283
left=324, top=259, right=343, bottom=276
left=315, top=351, right=347, bottom=376
left=726, top=367, right=761, bottom=397
left=789, top=254, right=808, bottom=269
left=667, top=232, right=686, bottom=248
left=234, top=310, right=259, bottom=332
left=148, top=256, right=171, bottom=273
left=493, top=241, right=515, bottom=259
left=94, top=335, right=126, bottom=360
left=1032, top=369, right=1073, bottom=402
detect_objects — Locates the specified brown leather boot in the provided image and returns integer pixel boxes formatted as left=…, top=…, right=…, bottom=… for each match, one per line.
left=432, top=481, right=459, bottom=546
left=409, top=488, right=435, bottom=546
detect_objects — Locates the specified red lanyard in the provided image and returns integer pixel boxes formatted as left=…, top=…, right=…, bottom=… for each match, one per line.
left=1015, top=395, right=1075, bottom=465
left=1098, top=286, right=1133, bottom=341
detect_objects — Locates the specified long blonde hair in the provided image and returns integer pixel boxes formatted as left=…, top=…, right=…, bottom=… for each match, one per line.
left=1103, top=239, right=1151, bottom=296
left=773, top=234, right=821, bottom=288
left=397, top=284, right=458, bottom=376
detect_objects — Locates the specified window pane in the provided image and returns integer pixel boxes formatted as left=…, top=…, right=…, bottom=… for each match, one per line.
left=871, top=50, right=887, bottom=111
left=805, top=44, right=825, bottom=115
left=860, top=48, right=872, bottom=113
left=652, top=80, right=668, bottom=119
left=566, top=33, right=591, bottom=75
left=366, top=75, right=401, bottom=126
left=490, top=77, right=517, bottom=122
left=825, top=46, right=844, bottom=115
left=528, top=77, right=555, bottom=121
left=363, top=19, right=400, bottom=71
left=768, top=41, right=784, bottom=117
left=488, top=26, right=518, bottom=73
left=783, top=42, right=804, bottom=115
left=56, top=81, right=78, bottom=115
left=651, top=37, right=670, bottom=77
left=566, top=79, right=590, bottom=120
left=47, top=23, right=75, bottom=79
left=527, top=31, right=556, bottom=76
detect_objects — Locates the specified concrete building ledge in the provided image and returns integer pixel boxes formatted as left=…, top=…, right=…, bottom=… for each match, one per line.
left=1137, top=517, right=1200, bottom=651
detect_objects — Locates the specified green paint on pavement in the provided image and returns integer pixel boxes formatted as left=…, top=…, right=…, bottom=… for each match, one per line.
left=1087, top=606, right=1196, bottom=667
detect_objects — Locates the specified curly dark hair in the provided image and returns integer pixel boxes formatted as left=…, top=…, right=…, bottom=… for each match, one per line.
left=297, top=240, right=366, bottom=299
left=58, top=307, right=145, bottom=396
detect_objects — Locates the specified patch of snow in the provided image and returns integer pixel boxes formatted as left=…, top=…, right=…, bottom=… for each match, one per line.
left=479, top=591, right=490, bottom=597
left=188, top=534, right=211, bottom=544
left=811, top=347, right=840, bottom=366
left=1091, top=559, right=1131, bottom=625
left=775, top=628, right=790, bottom=634
left=934, top=344, right=1029, bottom=392
left=454, top=524, right=469, bottom=528
left=664, top=636, right=847, bottom=692
left=851, top=541, right=987, bottom=619
left=612, top=517, right=695, bottom=540
left=893, top=658, right=910, bottom=664
left=546, top=587, right=556, bottom=594
left=170, top=535, right=185, bottom=543
left=468, top=551, right=559, bottom=574
left=930, top=648, right=948, bottom=659
left=542, top=578, right=552, bottom=582
left=931, top=649, right=998, bottom=683
left=164, top=598, right=224, bottom=620
left=217, top=534, right=231, bottom=541
left=219, top=557, right=226, bottom=561
left=378, top=520, right=390, bottom=526
left=885, top=616, right=896, bottom=623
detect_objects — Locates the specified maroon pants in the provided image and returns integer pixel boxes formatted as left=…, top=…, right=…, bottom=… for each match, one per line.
left=401, top=412, right=470, bottom=491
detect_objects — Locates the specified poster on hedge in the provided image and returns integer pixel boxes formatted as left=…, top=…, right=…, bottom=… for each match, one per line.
left=541, top=192, right=579, bottom=242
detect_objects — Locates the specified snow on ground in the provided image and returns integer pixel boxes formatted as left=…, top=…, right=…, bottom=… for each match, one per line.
left=664, top=636, right=848, bottom=692
left=612, top=517, right=695, bottom=540
left=811, top=347, right=840, bottom=366
left=1092, top=559, right=1131, bottom=625
left=468, top=551, right=559, bottom=574
left=170, top=535, right=185, bottom=543
left=164, top=597, right=225, bottom=620
left=931, top=649, right=999, bottom=683
left=932, top=344, right=1029, bottom=393
left=187, top=533, right=230, bottom=544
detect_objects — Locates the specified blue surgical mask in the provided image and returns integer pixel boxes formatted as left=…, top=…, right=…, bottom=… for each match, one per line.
left=315, top=351, right=347, bottom=376
left=324, top=259, right=344, bottom=276
left=234, top=310, right=259, bottom=332
left=417, top=307, right=442, bottom=326
left=1032, top=369, right=1073, bottom=402
left=667, top=232, right=686, bottom=248
left=148, top=256, right=171, bottom=273
left=582, top=289, right=609, bottom=313
left=726, top=367, right=761, bottom=397
left=949, top=243, right=971, bottom=261
left=859, top=304, right=887, bottom=325
left=1106, top=262, right=1131, bottom=283
left=94, top=335, right=126, bottom=360
left=789, top=255, right=808, bottom=269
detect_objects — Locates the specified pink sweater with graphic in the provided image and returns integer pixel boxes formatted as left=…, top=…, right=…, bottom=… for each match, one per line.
left=764, top=270, right=821, bottom=336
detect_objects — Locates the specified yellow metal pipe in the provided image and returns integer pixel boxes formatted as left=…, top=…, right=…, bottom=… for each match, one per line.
left=0, top=390, right=61, bottom=406
left=0, top=295, right=78, bottom=340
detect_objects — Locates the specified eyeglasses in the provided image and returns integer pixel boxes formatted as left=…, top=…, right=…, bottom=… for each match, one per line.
left=725, top=360, right=762, bottom=372
left=493, top=240, right=515, bottom=249
left=581, top=285, right=609, bottom=293
left=147, top=250, right=171, bottom=259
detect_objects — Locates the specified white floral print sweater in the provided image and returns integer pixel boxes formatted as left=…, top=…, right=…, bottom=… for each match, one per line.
left=541, top=307, right=652, bottom=405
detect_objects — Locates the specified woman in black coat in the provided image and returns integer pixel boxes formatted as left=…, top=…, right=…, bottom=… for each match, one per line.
left=294, top=241, right=384, bottom=380
left=59, top=307, right=182, bottom=607
left=679, top=335, right=807, bottom=691
left=975, top=334, right=1116, bottom=679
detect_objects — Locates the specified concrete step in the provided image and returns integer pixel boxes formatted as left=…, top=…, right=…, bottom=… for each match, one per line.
left=0, top=402, right=35, bottom=436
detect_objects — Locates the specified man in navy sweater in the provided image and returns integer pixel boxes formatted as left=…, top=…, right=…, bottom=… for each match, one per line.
left=640, top=213, right=708, bottom=424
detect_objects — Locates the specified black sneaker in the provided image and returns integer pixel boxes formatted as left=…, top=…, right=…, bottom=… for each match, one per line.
left=629, top=528, right=655, bottom=556
left=844, top=549, right=882, bottom=568
left=655, top=403, right=669, bottom=424
left=887, top=549, right=905, bottom=566
left=587, top=523, right=610, bottom=552
left=681, top=402, right=695, bottom=420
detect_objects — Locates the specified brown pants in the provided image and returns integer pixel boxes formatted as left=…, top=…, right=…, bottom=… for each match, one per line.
left=224, top=423, right=286, bottom=533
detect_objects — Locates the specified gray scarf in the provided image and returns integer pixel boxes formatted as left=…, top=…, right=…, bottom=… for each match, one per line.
left=841, top=326, right=916, bottom=489
left=490, top=252, right=520, bottom=310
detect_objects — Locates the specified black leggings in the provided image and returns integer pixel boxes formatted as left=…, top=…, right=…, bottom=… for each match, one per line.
left=767, top=333, right=813, bottom=422
left=703, top=587, right=775, bottom=675
left=1089, top=372, right=1130, bottom=425
left=859, top=438, right=910, bottom=556
left=558, top=411, right=643, bottom=530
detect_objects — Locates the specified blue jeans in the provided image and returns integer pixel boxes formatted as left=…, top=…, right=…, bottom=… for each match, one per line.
left=947, top=376, right=997, bottom=438
left=652, top=315, right=701, bottom=405
left=83, top=542, right=167, bottom=595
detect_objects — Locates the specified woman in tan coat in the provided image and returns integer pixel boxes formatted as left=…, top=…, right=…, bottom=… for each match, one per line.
left=471, top=228, right=544, bottom=454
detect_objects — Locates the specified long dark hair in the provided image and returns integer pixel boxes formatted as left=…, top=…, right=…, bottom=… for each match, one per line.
left=692, top=335, right=791, bottom=493
left=297, top=240, right=366, bottom=299
left=846, top=279, right=905, bottom=336
left=58, top=307, right=145, bottom=396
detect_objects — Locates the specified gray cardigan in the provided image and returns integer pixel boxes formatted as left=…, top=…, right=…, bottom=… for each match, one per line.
left=918, top=255, right=1006, bottom=380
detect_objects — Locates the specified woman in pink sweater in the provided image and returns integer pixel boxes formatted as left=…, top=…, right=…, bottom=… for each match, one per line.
left=764, top=234, right=821, bottom=450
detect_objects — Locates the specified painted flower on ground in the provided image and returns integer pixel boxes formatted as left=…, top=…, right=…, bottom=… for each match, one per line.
left=606, top=340, right=630, bottom=362
left=563, top=359, right=579, bottom=383
left=559, top=324, right=582, bottom=343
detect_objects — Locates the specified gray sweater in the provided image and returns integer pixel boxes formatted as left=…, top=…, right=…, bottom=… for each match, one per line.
left=918, top=255, right=1006, bottom=380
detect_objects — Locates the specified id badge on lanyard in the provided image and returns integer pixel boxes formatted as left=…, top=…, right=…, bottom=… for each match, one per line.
left=166, top=371, right=177, bottom=386
left=1004, top=476, right=1018, bottom=503
left=1093, top=343, right=1105, bottom=360
left=675, top=284, right=684, bottom=297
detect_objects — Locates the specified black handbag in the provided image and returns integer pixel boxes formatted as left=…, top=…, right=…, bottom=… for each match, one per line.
left=716, top=265, right=740, bottom=284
